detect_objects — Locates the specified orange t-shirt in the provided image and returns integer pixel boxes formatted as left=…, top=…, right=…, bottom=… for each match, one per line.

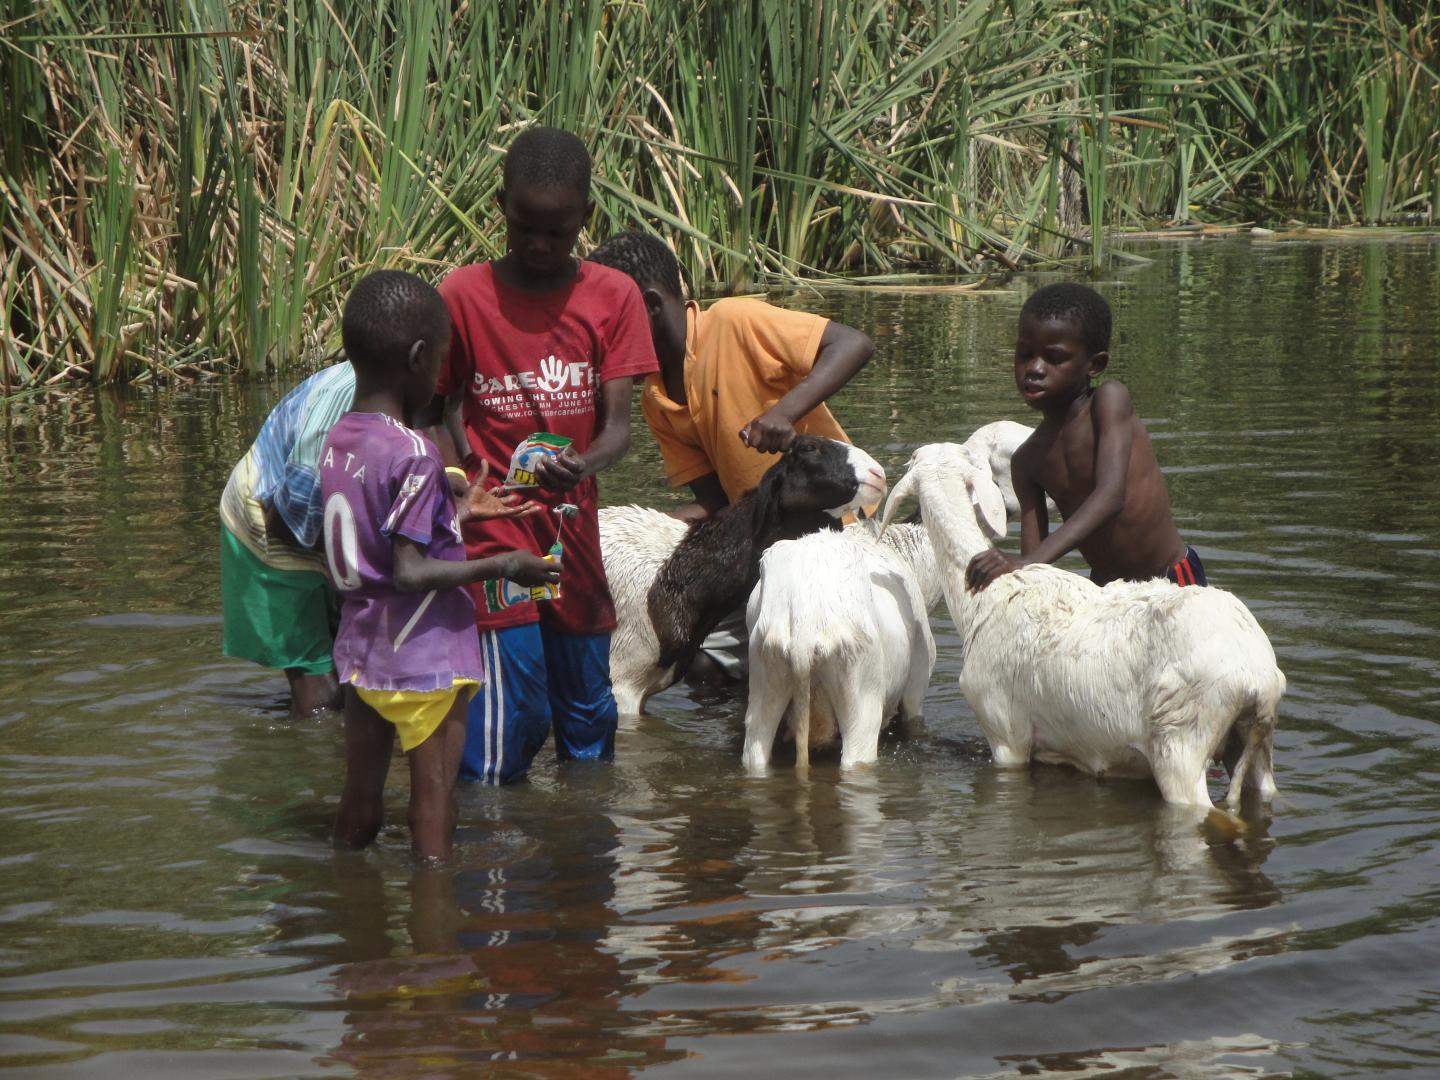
left=641, top=297, right=851, bottom=503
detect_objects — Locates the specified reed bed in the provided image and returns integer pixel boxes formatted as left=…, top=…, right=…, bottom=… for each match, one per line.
left=2, top=0, right=1436, bottom=388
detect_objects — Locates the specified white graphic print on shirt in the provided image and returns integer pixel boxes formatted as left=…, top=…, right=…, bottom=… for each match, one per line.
left=471, top=355, right=595, bottom=420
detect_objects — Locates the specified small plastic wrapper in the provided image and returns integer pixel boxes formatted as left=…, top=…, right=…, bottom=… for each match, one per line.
left=504, top=432, right=573, bottom=489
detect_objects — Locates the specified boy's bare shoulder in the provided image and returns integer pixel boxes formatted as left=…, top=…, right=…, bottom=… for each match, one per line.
left=1091, top=378, right=1136, bottom=413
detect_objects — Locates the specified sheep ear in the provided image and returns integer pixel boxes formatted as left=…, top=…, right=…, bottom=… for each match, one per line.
left=965, top=470, right=1008, bottom=539
left=878, top=468, right=918, bottom=536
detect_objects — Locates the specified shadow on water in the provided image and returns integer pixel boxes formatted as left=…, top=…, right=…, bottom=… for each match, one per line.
left=1, top=238, right=1439, bottom=1077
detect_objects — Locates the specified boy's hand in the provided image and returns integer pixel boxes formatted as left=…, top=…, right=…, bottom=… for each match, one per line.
left=455, top=460, right=543, bottom=523
left=966, top=550, right=1025, bottom=592
left=534, top=446, right=588, bottom=492
left=498, top=550, right=562, bottom=588
left=739, top=409, right=795, bottom=454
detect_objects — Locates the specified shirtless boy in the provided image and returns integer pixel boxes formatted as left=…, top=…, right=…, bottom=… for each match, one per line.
left=965, top=282, right=1206, bottom=592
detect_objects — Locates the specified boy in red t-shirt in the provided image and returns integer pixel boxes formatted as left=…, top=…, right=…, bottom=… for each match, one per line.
left=430, top=127, right=659, bottom=784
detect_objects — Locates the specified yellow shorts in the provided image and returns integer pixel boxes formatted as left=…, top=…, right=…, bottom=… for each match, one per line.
left=352, top=679, right=480, bottom=752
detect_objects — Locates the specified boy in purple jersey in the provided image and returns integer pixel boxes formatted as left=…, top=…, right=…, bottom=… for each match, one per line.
left=320, top=271, right=558, bottom=862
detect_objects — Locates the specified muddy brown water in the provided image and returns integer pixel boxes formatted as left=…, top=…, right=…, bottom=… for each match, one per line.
left=2, top=238, right=1438, bottom=1078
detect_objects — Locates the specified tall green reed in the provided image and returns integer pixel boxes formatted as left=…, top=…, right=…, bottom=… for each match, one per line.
left=2, top=0, right=1435, bottom=389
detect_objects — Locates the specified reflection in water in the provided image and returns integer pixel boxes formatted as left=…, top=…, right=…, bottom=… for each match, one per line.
left=320, top=796, right=687, bottom=1077
left=1, top=240, right=1439, bottom=1077
left=957, top=774, right=1284, bottom=1001
left=989, top=1033, right=1287, bottom=1079
left=595, top=761, right=1287, bottom=1055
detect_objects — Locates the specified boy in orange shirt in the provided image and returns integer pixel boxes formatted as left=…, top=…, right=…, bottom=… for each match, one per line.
left=588, top=232, right=874, bottom=523
left=588, top=232, right=874, bottom=685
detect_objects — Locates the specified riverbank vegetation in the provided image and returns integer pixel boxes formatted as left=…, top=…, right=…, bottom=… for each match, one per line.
left=3, top=0, right=1437, bottom=388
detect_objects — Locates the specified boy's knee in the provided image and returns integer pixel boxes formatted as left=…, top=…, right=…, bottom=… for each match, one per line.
left=551, top=692, right=617, bottom=761
left=459, top=673, right=550, bottom=785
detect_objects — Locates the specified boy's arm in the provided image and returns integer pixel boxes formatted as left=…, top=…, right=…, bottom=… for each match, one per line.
left=1015, top=452, right=1051, bottom=555
left=440, top=391, right=470, bottom=467
left=740, top=321, right=875, bottom=453
left=670, top=472, right=728, bottom=523
left=262, top=501, right=303, bottom=547
left=456, top=460, right=542, bottom=522
left=391, top=538, right=559, bottom=593
left=969, top=385, right=1133, bottom=591
left=534, top=377, right=636, bottom=491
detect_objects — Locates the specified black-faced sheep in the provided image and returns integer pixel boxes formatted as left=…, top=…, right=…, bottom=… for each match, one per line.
left=599, top=436, right=885, bottom=715
left=883, top=442, right=1282, bottom=809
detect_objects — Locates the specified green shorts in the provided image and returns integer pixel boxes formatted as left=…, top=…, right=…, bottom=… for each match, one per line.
left=220, top=526, right=338, bottom=675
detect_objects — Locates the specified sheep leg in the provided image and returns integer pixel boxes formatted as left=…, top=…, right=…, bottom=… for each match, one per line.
left=961, top=676, right=1031, bottom=766
left=793, top=689, right=812, bottom=775
left=1253, top=680, right=1281, bottom=802
left=1252, top=727, right=1278, bottom=801
left=898, top=635, right=931, bottom=724
left=611, top=680, right=644, bottom=719
left=1223, top=725, right=1259, bottom=809
left=607, top=642, right=642, bottom=718
left=989, top=741, right=1032, bottom=768
left=837, top=666, right=886, bottom=770
left=609, top=644, right=666, bottom=720
left=742, top=652, right=793, bottom=773
left=1149, top=725, right=1214, bottom=808
left=971, top=705, right=1031, bottom=767
left=1223, top=686, right=1281, bottom=807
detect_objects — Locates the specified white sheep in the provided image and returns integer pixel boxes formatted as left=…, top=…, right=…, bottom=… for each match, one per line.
left=882, top=442, right=1282, bottom=808
left=600, top=506, right=692, bottom=716
left=960, top=418, right=1033, bottom=518
left=599, top=436, right=886, bottom=717
left=742, top=521, right=940, bottom=772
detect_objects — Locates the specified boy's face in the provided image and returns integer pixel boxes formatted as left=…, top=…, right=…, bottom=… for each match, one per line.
left=1012, top=312, right=1107, bottom=411
left=403, top=327, right=449, bottom=414
left=644, top=285, right=687, bottom=371
left=498, top=181, right=593, bottom=282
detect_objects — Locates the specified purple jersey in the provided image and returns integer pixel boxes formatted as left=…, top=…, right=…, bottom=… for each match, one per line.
left=319, top=412, right=483, bottom=693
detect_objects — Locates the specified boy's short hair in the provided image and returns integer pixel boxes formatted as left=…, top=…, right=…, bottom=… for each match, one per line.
left=1021, top=283, right=1112, bottom=355
left=587, top=232, right=684, bottom=297
left=502, top=126, right=591, bottom=200
left=341, top=270, right=449, bottom=370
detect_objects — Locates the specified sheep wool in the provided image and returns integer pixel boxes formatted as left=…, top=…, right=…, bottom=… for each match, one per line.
left=599, top=505, right=691, bottom=716
left=743, top=523, right=938, bottom=771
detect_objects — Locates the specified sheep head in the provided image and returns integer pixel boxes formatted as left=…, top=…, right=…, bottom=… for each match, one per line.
left=960, top=419, right=1033, bottom=520
left=882, top=444, right=1008, bottom=617
left=760, top=436, right=885, bottom=521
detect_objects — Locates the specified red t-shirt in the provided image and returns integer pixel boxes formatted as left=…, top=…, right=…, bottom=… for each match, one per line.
left=437, top=261, right=659, bottom=635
